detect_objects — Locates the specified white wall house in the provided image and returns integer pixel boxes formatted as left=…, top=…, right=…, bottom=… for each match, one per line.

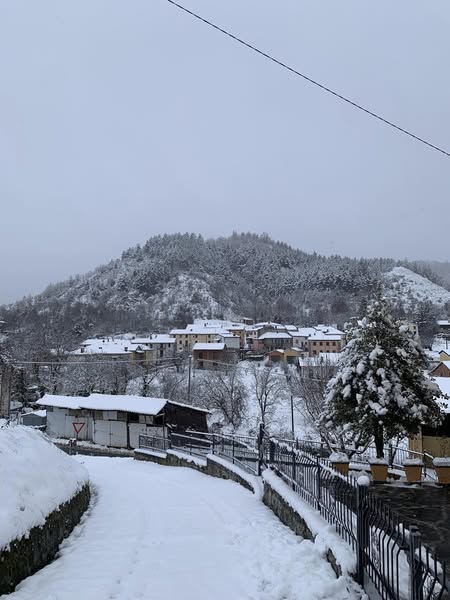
left=37, top=393, right=209, bottom=449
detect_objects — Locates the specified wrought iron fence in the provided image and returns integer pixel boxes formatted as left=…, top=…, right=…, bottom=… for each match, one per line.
left=138, top=433, right=170, bottom=453
left=277, top=436, right=438, bottom=482
left=266, top=437, right=448, bottom=600
left=138, top=429, right=260, bottom=474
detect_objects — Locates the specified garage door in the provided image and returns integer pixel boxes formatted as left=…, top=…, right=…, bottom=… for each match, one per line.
left=93, top=419, right=127, bottom=448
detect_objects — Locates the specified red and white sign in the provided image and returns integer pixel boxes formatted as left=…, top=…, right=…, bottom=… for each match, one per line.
left=72, top=422, right=86, bottom=435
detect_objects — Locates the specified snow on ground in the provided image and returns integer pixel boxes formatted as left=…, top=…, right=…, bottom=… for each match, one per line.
left=6, top=457, right=356, bottom=600
left=384, top=266, right=450, bottom=308
left=0, top=425, right=88, bottom=551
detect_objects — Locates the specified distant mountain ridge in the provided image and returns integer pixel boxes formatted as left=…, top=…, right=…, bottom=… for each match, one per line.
left=1, top=233, right=448, bottom=356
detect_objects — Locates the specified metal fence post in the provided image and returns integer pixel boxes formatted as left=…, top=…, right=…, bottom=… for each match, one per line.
left=291, top=449, right=296, bottom=490
left=257, top=423, right=264, bottom=476
left=316, top=455, right=322, bottom=513
left=408, top=526, right=423, bottom=600
left=211, top=433, right=215, bottom=455
left=269, top=439, right=275, bottom=465
left=356, top=483, right=368, bottom=586
left=232, top=437, right=235, bottom=464
left=388, top=443, right=394, bottom=468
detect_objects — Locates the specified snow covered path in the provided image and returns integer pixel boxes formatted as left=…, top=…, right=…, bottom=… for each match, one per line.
left=6, top=457, right=354, bottom=600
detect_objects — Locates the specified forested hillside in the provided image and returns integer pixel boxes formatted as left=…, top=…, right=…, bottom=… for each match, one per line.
left=1, top=233, right=447, bottom=357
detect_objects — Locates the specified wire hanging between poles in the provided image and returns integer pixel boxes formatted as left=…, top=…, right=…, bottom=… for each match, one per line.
left=166, top=0, right=450, bottom=158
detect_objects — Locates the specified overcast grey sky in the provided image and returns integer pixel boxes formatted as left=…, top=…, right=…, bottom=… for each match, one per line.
left=1, top=0, right=449, bottom=304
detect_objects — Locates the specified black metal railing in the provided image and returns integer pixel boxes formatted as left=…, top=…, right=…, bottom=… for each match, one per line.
left=138, top=433, right=170, bottom=453
left=138, top=430, right=260, bottom=474
left=266, top=437, right=448, bottom=600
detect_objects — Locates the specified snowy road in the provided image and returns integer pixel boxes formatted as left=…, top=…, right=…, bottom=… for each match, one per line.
left=6, top=457, right=354, bottom=600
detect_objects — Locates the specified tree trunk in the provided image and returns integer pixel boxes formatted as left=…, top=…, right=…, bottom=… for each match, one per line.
left=374, top=427, right=384, bottom=458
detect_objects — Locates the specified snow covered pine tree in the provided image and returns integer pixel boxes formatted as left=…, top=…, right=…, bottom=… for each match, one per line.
left=320, top=297, right=442, bottom=458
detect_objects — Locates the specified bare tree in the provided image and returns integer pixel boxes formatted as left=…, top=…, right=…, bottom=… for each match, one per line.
left=250, top=363, right=287, bottom=428
left=201, top=366, right=247, bottom=428
left=289, top=356, right=337, bottom=442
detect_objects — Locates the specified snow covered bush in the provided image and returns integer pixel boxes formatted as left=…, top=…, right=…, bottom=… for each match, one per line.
left=0, top=423, right=88, bottom=549
left=320, top=296, right=442, bottom=458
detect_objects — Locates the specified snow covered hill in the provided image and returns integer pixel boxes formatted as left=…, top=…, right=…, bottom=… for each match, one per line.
left=1, top=233, right=447, bottom=354
left=384, top=266, right=450, bottom=308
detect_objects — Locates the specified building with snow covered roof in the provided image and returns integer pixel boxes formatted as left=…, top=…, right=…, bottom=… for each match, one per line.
left=267, top=348, right=302, bottom=365
left=192, top=342, right=234, bottom=370
left=130, top=335, right=176, bottom=361
left=70, top=337, right=133, bottom=359
left=430, top=361, right=450, bottom=378
left=170, top=325, right=230, bottom=353
left=257, top=331, right=293, bottom=352
left=409, top=376, right=450, bottom=460
left=37, top=393, right=208, bottom=449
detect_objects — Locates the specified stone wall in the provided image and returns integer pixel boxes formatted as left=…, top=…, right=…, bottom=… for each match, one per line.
left=0, top=485, right=90, bottom=595
left=206, top=457, right=254, bottom=493
left=262, top=480, right=315, bottom=540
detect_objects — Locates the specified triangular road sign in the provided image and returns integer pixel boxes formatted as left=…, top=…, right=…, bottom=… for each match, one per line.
left=72, top=422, right=86, bottom=435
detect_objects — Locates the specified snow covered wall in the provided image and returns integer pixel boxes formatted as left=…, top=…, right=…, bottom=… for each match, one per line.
left=0, top=424, right=90, bottom=594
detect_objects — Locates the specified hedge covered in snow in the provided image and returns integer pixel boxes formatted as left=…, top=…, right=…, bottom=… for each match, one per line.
left=0, top=424, right=89, bottom=550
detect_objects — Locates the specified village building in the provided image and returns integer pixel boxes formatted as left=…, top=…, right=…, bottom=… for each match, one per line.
left=21, top=409, right=47, bottom=428
left=430, top=361, right=450, bottom=378
left=37, top=393, right=208, bottom=449
left=409, top=377, right=450, bottom=458
left=70, top=338, right=133, bottom=360
left=289, top=328, right=318, bottom=352
left=298, top=352, right=341, bottom=376
left=439, top=350, right=450, bottom=362
left=306, top=331, right=345, bottom=356
left=257, top=331, right=293, bottom=352
left=267, top=348, right=302, bottom=365
left=215, top=332, right=240, bottom=350
left=437, top=320, right=450, bottom=334
left=192, top=342, right=232, bottom=369
left=170, top=325, right=229, bottom=353
left=130, top=335, right=176, bottom=361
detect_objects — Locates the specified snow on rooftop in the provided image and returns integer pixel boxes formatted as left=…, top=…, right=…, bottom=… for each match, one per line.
left=192, top=343, right=226, bottom=351
left=258, top=332, right=292, bottom=340
left=170, top=326, right=228, bottom=335
left=307, top=331, right=343, bottom=341
left=38, top=394, right=209, bottom=415
left=38, top=394, right=167, bottom=416
left=71, top=338, right=132, bottom=355
left=131, top=336, right=175, bottom=345
left=290, top=328, right=317, bottom=337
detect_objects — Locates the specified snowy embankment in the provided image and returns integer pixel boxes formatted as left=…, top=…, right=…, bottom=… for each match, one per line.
left=8, top=457, right=357, bottom=600
left=0, top=425, right=88, bottom=550
left=263, top=469, right=356, bottom=576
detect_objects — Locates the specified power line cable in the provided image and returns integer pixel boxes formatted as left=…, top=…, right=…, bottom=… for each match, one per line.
left=166, top=0, right=450, bottom=158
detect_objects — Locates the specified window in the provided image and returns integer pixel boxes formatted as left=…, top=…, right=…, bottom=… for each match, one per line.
left=319, top=342, right=323, bottom=346
left=139, top=415, right=154, bottom=424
